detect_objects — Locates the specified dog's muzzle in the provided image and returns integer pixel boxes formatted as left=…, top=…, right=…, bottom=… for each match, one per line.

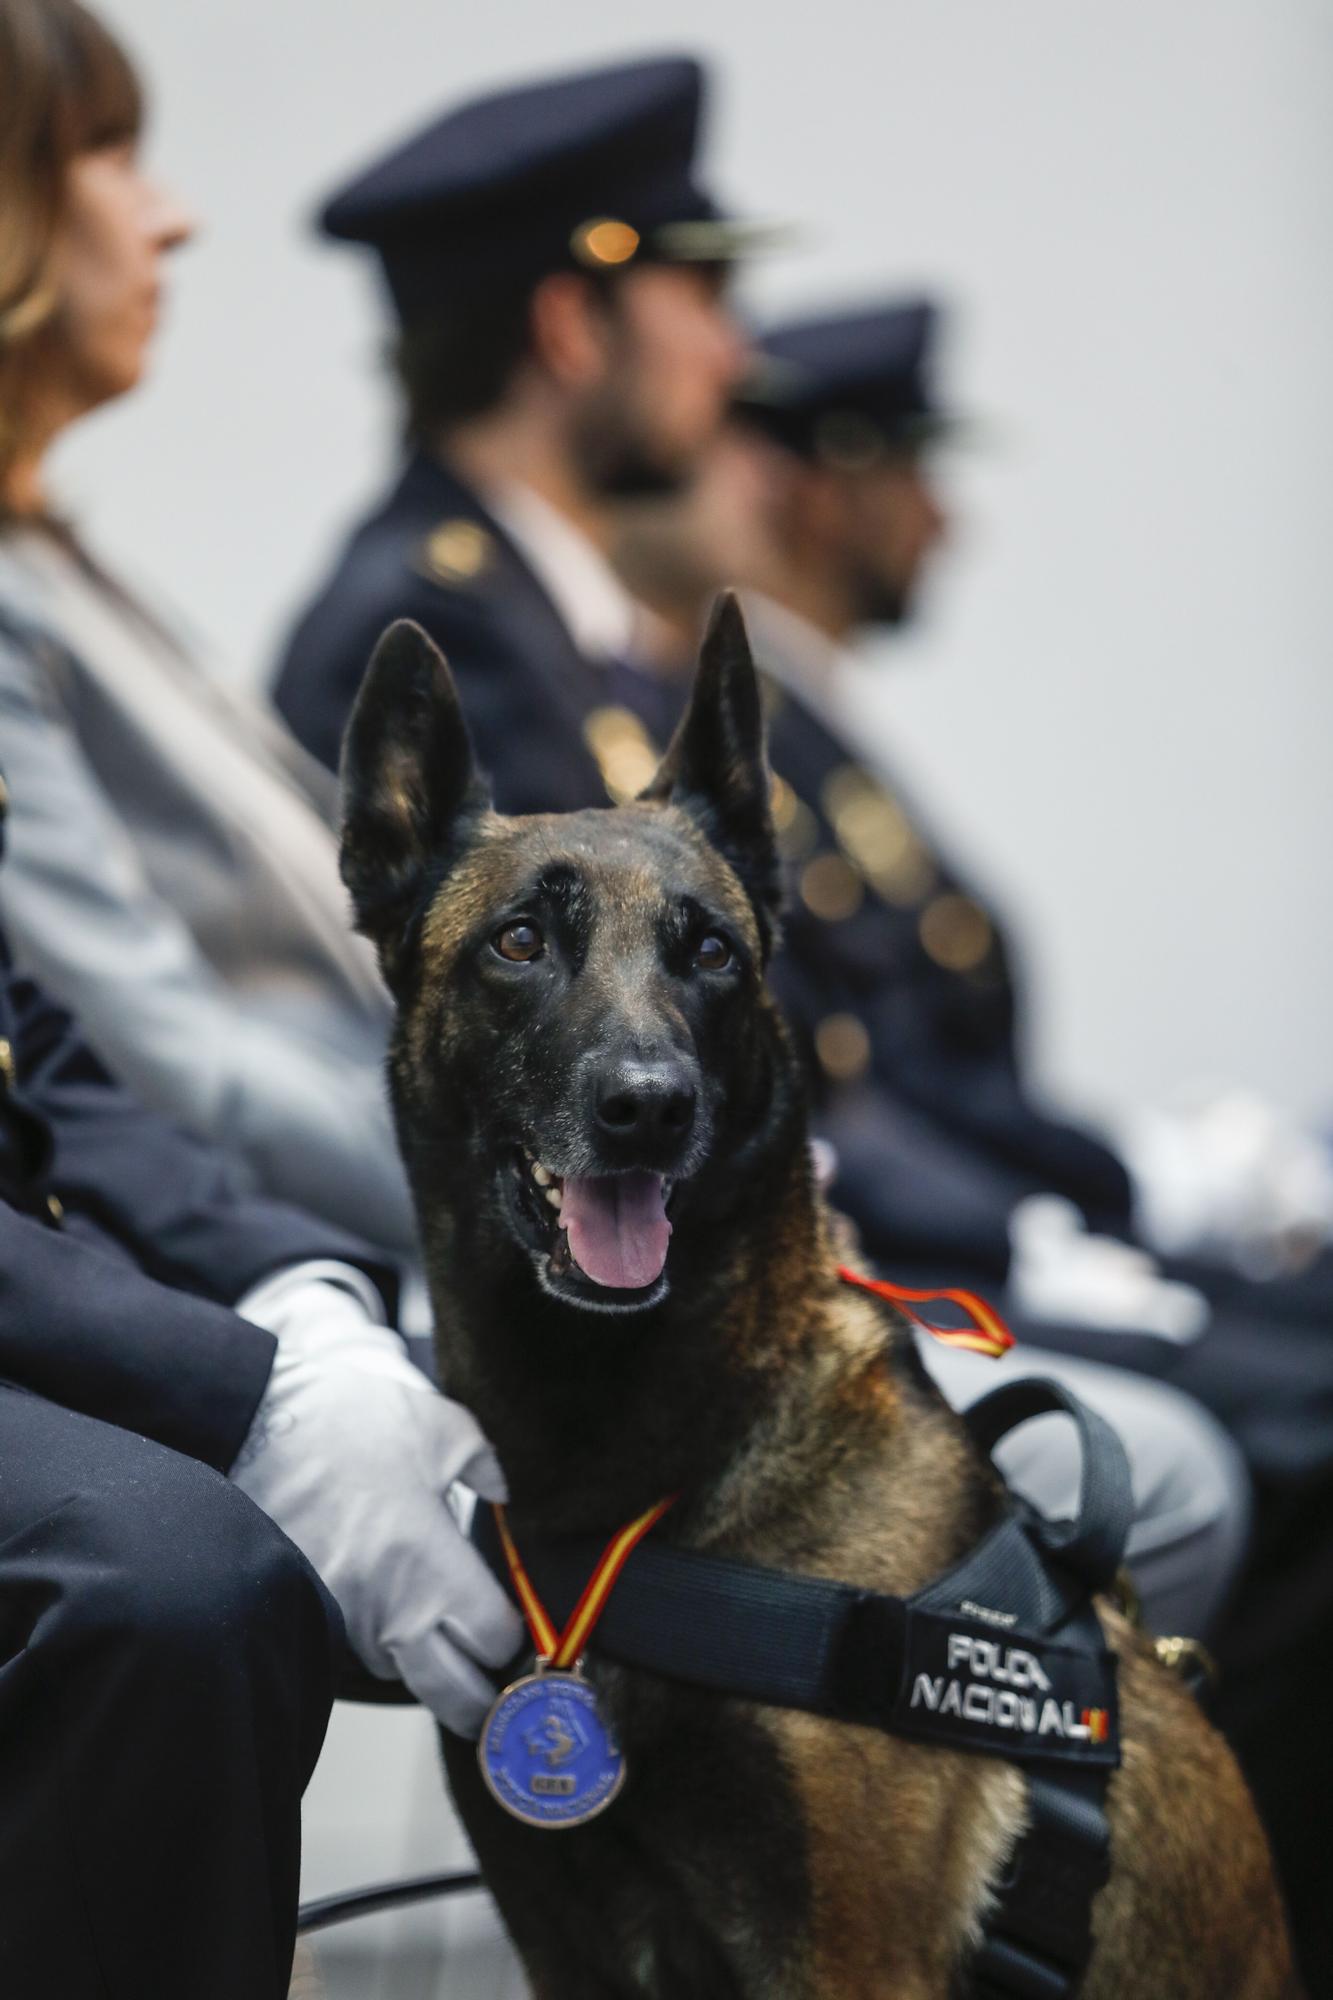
left=503, top=1148, right=684, bottom=1314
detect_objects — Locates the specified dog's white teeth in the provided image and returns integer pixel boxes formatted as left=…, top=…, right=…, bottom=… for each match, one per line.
left=543, top=1185, right=563, bottom=1210
left=531, top=1162, right=553, bottom=1187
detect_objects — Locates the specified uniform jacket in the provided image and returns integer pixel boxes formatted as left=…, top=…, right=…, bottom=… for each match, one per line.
left=276, top=453, right=627, bottom=809
left=0, top=533, right=414, bottom=1253
left=744, top=597, right=1134, bottom=1257
left=0, top=786, right=391, bottom=1472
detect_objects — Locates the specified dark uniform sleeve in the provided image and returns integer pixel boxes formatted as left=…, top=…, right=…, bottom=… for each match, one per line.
left=768, top=948, right=1023, bottom=1275
left=886, top=1043, right=1135, bottom=1231
left=274, top=482, right=610, bottom=814
left=280, top=566, right=545, bottom=794
left=0, top=1202, right=276, bottom=1472
left=759, top=688, right=1135, bottom=1250
left=388, top=586, right=576, bottom=816
left=276, top=512, right=534, bottom=779
left=0, top=963, right=397, bottom=1471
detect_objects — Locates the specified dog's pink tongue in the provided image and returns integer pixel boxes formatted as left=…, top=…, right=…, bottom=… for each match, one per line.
left=560, top=1172, right=671, bottom=1290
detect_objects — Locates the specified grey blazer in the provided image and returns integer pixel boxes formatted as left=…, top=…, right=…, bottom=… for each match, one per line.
left=0, top=529, right=415, bottom=1253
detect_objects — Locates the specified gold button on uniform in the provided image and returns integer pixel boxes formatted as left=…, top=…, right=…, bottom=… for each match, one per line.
left=799, top=852, right=864, bottom=923
left=417, top=520, right=493, bottom=586
left=821, top=764, right=934, bottom=906
left=582, top=706, right=660, bottom=804
left=774, top=794, right=819, bottom=863
left=769, top=772, right=798, bottom=831
left=919, top=892, right=993, bottom=973
left=771, top=773, right=818, bottom=858
left=45, top=1194, right=64, bottom=1226
left=814, top=1013, right=871, bottom=1084
left=0, top=1038, right=13, bottom=1089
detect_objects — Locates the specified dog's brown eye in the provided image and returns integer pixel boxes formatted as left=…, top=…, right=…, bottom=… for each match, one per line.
left=695, top=933, right=732, bottom=971
left=494, top=921, right=544, bottom=963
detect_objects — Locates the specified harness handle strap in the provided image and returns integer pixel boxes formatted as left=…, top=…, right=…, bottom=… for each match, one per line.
left=961, top=1379, right=1135, bottom=1594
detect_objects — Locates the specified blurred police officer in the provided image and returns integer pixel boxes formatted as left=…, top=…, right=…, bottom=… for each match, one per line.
left=731, top=304, right=1143, bottom=1267
left=275, top=55, right=760, bottom=798
left=614, top=301, right=1333, bottom=1980
left=720, top=302, right=1333, bottom=1324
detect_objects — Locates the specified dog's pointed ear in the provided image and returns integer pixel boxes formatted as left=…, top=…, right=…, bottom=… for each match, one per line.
left=339, top=619, right=490, bottom=988
left=640, top=592, right=782, bottom=948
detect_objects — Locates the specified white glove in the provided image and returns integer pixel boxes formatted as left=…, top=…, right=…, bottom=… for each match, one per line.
left=1008, top=1196, right=1209, bottom=1344
left=1115, top=1086, right=1333, bottom=1279
left=231, top=1262, right=523, bottom=1737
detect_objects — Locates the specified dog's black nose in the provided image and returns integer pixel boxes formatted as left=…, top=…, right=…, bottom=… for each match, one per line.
left=593, top=1064, right=697, bottom=1153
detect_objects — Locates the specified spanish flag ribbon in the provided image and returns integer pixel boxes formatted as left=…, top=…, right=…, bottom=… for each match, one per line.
left=494, top=1495, right=677, bottom=1670
left=838, top=1265, right=1015, bottom=1360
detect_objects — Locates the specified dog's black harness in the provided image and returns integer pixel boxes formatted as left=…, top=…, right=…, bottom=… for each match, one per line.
left=476, top=1377, right=1134, bottom=1999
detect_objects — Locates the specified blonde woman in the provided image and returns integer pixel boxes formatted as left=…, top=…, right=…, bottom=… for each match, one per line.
left=0, top=0, right=415, bottom=1255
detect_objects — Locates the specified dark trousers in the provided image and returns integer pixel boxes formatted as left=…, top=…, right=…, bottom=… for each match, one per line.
left=0, top=1384, right=341, bottom=1999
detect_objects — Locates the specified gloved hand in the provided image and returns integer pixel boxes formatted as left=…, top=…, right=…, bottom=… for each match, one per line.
left=1115, top=1087, right=1333, bottom=1279
left=1008, top=1196, right=1210, bottom=1344
left=230, top=1262, right=523, bottom=1737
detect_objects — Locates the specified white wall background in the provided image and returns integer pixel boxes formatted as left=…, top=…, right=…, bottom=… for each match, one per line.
left=60, top=0, right=1333, bottom=1127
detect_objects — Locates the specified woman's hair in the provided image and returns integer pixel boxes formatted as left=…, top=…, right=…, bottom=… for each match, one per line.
left=0, top=0, right=142, bottom=490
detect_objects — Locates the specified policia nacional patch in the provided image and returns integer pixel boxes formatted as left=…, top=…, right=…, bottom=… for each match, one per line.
left=893, top=1608, right=1117, bottom=1766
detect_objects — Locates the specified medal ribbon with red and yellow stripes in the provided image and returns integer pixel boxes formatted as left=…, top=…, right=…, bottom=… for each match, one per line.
left=838, top=1264, right=1014, bottom=1358
left=494, top=1495, right=676, bottom=1669
left=477, top=1497, right=676, bottom=1829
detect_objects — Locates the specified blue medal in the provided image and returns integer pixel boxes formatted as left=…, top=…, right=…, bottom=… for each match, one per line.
left=481, top=1498, right=677, bottom=1832
left=478, top=1663, right=625, bottom=1829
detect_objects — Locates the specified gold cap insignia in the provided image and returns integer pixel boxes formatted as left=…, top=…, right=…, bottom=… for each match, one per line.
left=571, top=218, right=641, bottom=269
left=418, top=520, right=493, bottom=587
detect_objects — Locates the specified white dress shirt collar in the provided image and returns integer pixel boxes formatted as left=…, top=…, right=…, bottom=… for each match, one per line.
left=739, top=591, right=856, bottom=735
left=484, top=480, right=641, bottom=665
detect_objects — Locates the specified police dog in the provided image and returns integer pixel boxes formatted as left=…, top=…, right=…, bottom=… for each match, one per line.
left=339, top=599, right=1293, bottom=1999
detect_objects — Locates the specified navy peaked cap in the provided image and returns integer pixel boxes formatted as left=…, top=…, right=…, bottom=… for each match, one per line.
left=320, top=54, right=770, bottom=320
left=735, top=299, right=956, bottom=463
